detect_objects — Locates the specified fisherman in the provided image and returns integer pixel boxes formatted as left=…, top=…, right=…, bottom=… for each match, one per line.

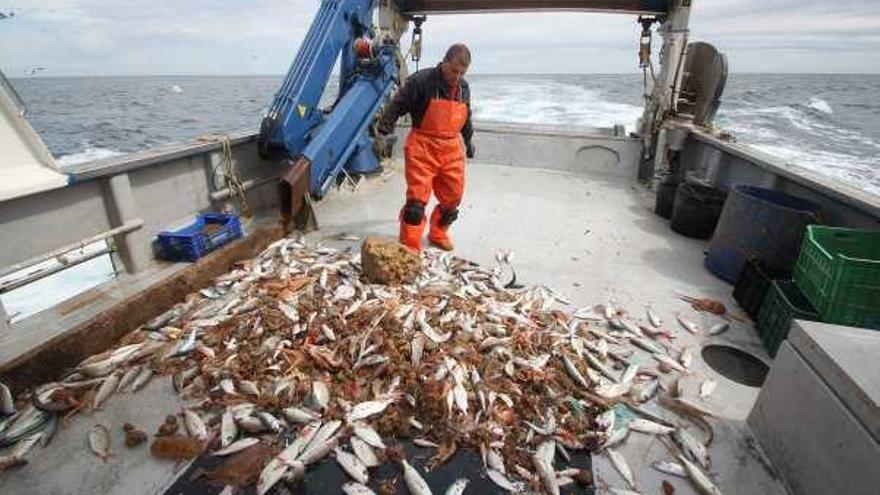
left=378, top=43, right=475, bottom=252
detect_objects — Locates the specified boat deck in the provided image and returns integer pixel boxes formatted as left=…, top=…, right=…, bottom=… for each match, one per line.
left=0, top=159, right=788, bottom=495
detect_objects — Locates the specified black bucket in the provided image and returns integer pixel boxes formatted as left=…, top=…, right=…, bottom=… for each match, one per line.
left=654, top=181, right=678, bottom=219
left=705, top=185, right=822, bottom=283
left=670, top=182, right=727, bottom=239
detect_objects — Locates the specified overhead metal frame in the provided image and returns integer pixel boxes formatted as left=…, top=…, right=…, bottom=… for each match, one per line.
left=393, top=0, right=670, bottom=15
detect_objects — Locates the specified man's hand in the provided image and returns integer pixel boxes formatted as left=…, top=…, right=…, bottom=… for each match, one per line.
left=466, top=141, right=475, bottom=159
left=377, top=121, right=394, bottom=136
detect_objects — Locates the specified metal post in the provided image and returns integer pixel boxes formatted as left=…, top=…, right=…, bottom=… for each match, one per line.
left=0, top=298, right=11, bottom=333
left=104, top=173, right=152, bottom=274
left=640, top=0, right=691, bottom=156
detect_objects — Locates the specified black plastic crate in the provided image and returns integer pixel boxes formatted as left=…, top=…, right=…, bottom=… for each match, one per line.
left=734, top=258, right=790, bottom=321
left=756, top=280, right=821, bottom=357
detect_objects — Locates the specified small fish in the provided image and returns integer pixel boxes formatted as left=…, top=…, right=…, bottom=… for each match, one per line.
left=402, top=459, right=433, bottom=495
left=212, top=437, right=260, bottom=456
left=343, top=482, right=377, bottom=495
left=182, top=409, right=207, bottom=442
left=352, top=423, right=386, bottom=449
left=647, top=308, right=662, bottom=327
left=257, top=411, right=283, bottom=433
left=630, top=379, right=659, bottom=403
left=532, top=441, right=559, bottom=495
left=609, top=489, right=643, bottom=495
left=444, top=478, right=470, bottom=495
left=411, top=334, right=425, bottom=367
left=239, top=380, right=260, bottom=396
left=628, top=418, right=675, bottom=435
left=560, top=352, right=591, bottom=389
left=676, top=314, right=701, bottom=334
left=93, top=373, right=120, bottom=410
left=347, top=397, right=396, bottom=422
left=350, top=437, right=380, bottom=467
left=679, top=346, right=694, bottom=368
left=283, top=406, right=321, bottom=424
left=220, top=408, right=237, bottom=447
left=651, top=460, right=688, bottom=478
left=130, top=367, right=153, bottom=392
left=257, top=443, right=304, bottom=495
left=116, top=366, right=141, bottom=392
left=335, top=447, right=369, bottom=484
left=678, top=454, right=725, bottom=495
left=700, top=379, right=718, bottom=398
left=487, top=469, right=517, bottom=492
left=607, top=448, right=635, bottom=488
left=88, top=424, right=111, bottom=462
left=674, top=428, right=710, bottom=469
left=709, top=322, right=730, bottom=336
left=653, top=353, right=690, bottom=374
left=1, top=381, right=15, bottom=415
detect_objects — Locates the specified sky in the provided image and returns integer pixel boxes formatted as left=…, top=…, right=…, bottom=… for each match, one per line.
left=1, top=1, right=879, bottom=76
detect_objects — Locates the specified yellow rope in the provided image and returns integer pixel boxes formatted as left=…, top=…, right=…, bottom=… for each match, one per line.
left=199, top=133, right=250, bottom=216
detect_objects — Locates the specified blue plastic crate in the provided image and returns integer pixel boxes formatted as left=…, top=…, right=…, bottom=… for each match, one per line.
left=157, top=213, right=242, bottom=262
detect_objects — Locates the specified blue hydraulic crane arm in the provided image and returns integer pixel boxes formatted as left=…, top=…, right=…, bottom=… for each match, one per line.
left=258, top=0, right=374, bottom=160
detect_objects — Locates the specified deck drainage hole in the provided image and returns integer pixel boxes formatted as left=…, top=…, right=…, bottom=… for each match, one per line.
left=702, top=345, right=769, bottom=387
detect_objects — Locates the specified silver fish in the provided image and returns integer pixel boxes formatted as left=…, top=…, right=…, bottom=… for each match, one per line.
left=677, top=314, right=701, bottom=334
left=674, top=428, right=710, bottom=469
left=560, top=352, right=590, bottom=389
left=628, top=418, right=675, bottom=435
left=679, top=454, right=726, bottom=495
left=221, top=408, right=237, bottom=448
left=239, top=380, right=260, bottom=396
left=0, top=381, right=14, bottom=415
left=257, top=412, right=283, bottom=433
left=88, top=424, right=111, bottom=462
left=212, top=437, right=260, bottom=456
left=183, top=409, right=207, bottom=441
left=347, top=397, right=396, bottom=422
left=402, top=459, right=433, bottom=495
left=93, top=373, right=120, bottom=410
left=350, top=436, right=380, bottom=467
left=343, top=482, right=377, bottom=495
left=487, top=469, right=517, bottom=492
left=117, top=365, right=141, bottom=392
left=679, top=346, right=694, bottom=368
left=411, top=334, right=425, bottom=367
left=283, top=407, right=321, bottom=424
left=629, top=379, right=659, bottom=403
left=647, top=308, right=662, bottom=327
left=257, top=444, right=304, bottom=495
left=709, top=322, right=730, bottom=336
left=651, top=459, right=688, bottom=478
left=444, top=478, right=470, bottom=495
left=335, top=447, right=369, bottom=484
left=299, top=435, right=339, bottom=465
left=700, top=379, right=718, bottom=398
left=287, top=421, right=322, bottom=459
left=532, top=441, right=559, bottom=495
left=653, top=353, right=690, bottom=374
left=607, top=447, right=635, bottom=488
left=130, top=367, right=153, bottom=392
left=352, top=423, right=386, bottom=449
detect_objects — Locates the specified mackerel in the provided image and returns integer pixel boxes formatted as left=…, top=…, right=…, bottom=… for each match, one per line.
left=679, top=454, right=725, bottom=495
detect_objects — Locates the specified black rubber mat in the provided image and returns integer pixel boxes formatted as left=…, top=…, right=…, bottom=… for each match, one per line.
left=161, top=439, right=593, bottom=495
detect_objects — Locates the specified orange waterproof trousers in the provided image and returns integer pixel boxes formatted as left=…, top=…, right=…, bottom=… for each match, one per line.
left=399, top=97, right=469, bottom=251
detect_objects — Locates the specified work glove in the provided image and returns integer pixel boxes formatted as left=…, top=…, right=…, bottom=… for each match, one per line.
left=466, top=141, right=475, bottom=159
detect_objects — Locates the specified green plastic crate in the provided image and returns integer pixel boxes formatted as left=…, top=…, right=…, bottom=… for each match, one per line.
left=794, top=226, right=880, bottom=330
left=756, top=280, right=821, bottom=357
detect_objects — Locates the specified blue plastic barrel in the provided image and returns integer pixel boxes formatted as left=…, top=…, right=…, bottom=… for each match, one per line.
left=705, top=185, right=821, bottom=283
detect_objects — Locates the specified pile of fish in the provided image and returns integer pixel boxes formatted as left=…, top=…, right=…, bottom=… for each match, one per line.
left=0, top=235, right=729, bottom=495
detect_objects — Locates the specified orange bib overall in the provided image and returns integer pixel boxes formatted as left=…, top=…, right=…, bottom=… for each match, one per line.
left=399, top=95, right=469, bottom=251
